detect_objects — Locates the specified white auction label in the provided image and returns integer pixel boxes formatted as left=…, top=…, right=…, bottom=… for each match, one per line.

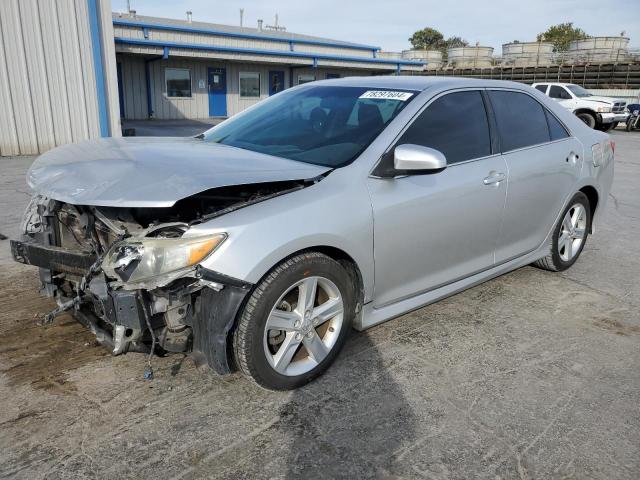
left=359, top=90, right=413, bottom=101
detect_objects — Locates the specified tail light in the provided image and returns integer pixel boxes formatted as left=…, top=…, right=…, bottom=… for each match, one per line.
left=610, top=140, right=615, bottom=153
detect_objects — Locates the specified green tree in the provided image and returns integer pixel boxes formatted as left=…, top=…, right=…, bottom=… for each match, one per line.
left=537, top=23, right=589, bottom=52
left=409, top=27, right=444, bottom=50
left=443, top=36, right=469, bottom=51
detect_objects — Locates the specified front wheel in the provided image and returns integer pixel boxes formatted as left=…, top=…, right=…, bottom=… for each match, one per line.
left=599, top=122, right=614, bottom=132
left=533, top=192, right=591, bottom=272
left=233, top=252, right=354, bottom=390
left=576, top=112, right=597, bottom=129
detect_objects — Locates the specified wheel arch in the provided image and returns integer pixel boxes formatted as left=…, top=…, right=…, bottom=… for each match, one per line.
left=579, top=185, right=599, bottom=232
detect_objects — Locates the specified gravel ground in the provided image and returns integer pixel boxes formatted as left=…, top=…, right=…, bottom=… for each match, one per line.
left=0, top=130, right=638, bottom=480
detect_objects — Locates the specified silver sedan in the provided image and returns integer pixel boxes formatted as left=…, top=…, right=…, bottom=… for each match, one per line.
left=13, top=77, right=614, bottom=390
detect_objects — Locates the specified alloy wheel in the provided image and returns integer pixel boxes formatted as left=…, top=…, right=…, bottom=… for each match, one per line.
left=263, top=276, right=344, bottom=376
left=558, top=203, right=587, bottom=262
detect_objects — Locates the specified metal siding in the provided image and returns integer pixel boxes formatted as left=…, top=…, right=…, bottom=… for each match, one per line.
left=0, top=4, right=21, bottom=156
left=0, top=0, right=39, bottom=154
left=18, top=0, right=56, bottom=152
left=0, top=0, right=119, bottom=156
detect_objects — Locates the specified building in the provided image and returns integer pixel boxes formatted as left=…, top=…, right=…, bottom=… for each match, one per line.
left=0, top=1, right=425, bottom=156
left=113, top=12, right=424, bottom=120
left=0, top=0, right=119, bottom=156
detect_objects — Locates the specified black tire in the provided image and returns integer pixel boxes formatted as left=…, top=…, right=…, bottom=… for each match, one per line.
left=576, top=112, right=597, bottom=129
left=533, top=192, right=591, bottom=272
left=611, top=121, right=619, bottom=129
left=627, top=120, right=634, bottom=132
left=599, top=122, right=614, bottom=132
left=233, top=252, right=355, bottom=390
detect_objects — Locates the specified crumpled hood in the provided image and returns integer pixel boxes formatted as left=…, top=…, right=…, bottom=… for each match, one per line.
left=27, top=137, right=330, bottom=207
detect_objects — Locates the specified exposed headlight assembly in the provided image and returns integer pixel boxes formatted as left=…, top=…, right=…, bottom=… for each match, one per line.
left=596, top=106, right=612, bottom=113
left=102, top=234, right=227, bottom=284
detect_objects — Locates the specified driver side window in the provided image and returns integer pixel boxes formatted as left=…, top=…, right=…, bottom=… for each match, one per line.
left=549, top=86, right=571, bottom=100
left=396, top=90, right=492, bottom=165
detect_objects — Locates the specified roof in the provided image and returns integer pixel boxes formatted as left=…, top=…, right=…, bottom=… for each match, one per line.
left=316, top=76, right=534, bottom=91
left=112, top=13, right=380, bottom=51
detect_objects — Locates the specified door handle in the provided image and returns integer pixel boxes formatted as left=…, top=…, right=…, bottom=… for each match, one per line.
left=483, top=172, right=506, bottom=185
left=566, top=151, right=579, bottom=165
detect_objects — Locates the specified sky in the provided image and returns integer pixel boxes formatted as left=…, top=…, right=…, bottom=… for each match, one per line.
left=112, top=0, right=640, bottom=52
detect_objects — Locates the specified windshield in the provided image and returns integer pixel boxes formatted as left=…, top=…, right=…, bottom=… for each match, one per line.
left=566, top=85, right=592, bottom=98
left=201, top=85, right=417, bottom=168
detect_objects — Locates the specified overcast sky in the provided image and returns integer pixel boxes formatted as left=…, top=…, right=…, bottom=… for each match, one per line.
left=113, top=0, right=640, bottom=52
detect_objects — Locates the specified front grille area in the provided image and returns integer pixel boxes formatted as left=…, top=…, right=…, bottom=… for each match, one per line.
left=612, top=102, right=626, bottom=113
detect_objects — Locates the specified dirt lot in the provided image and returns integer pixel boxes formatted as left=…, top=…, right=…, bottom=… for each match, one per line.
left=1, top=130, right=639, bottom=480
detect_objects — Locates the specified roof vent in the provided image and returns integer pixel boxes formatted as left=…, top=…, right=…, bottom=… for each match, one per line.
left=129, top=9, right=136, bottom=18
left=186, top=11, right=192, bottom=23
left=257, top=19, right=263, bottom=31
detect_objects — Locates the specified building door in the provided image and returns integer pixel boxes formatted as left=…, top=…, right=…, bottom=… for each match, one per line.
left=268, top=71, right=285, bottom=96
left=208, top=67, right=227, bottom=117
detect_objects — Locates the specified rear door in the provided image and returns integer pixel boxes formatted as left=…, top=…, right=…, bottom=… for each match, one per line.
left=488, top=89, right=583, bottom=263
left=368, top=90, right=508, bottom=307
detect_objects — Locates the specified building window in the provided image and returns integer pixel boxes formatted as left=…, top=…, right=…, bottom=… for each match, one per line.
left=240, top=72, right=261, bottom=98
left=298, top=74, right=316, bottom=85
left=165, top=68, right=192, bottom=97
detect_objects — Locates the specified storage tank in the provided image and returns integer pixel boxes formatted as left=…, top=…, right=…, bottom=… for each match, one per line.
left=568, top=36, right=630, bottom=63
left=401, top=49, right=443, bottom=70
left=501, top=42, right=554, bottom=66
left=447, top=46, right=494, bottom=68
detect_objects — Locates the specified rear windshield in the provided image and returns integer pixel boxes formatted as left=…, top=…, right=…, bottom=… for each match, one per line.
left=202, top=85, right=417, bottom=168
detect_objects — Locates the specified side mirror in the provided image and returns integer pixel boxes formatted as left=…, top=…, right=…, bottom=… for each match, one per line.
left=394, top=144, right=447, bottom=173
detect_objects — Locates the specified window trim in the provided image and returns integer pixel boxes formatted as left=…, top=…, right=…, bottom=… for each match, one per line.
left=484, top=87, right=574, bottom=154
left=370, top=86, right=575, bottom=177
left=370, top=88, right=499, bottom=177
left=239, top=71, right=261, bottom=98
left=164, top=67, right=192, bottom=98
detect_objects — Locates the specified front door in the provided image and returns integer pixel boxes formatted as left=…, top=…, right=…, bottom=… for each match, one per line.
left=208, top=68, right=227, bottom=117
left=268, top=71, right=285, bottom=96
left=368, top=90, right=507, bottom=307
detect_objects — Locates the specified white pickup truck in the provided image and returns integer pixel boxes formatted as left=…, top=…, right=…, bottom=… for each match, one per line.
left=532, top=82, right=628, bottom=131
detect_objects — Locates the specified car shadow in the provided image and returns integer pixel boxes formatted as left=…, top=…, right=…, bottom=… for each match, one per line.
left=278, top=332, right=418, bottom=479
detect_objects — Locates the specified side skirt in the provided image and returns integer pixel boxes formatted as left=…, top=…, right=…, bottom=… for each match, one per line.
left=356, top=244, right=549, bottom=331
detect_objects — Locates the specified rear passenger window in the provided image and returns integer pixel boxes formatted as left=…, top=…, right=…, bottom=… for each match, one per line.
left=488, top=91, right=550, bottom=152
left=545, top=110, right=569, bottom=141
left=535, top=85, right=548, bottom=93
left=397, top=91, right=491, bottom=164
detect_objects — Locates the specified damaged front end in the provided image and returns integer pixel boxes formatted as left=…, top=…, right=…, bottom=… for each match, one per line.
left=11, top=180, right=313, bottom=374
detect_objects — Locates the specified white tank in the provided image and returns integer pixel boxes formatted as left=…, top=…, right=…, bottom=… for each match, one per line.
left=401, top=49, right=443, bottom=70
left=501, top=42, right=554, bottom=66
left=447, top=46, right=494, bottom=68
left=568, top=36, right=630, bottom=63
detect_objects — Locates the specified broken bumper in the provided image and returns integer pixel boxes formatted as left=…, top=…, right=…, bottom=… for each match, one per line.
left=11, top=238, right=253, bottom=374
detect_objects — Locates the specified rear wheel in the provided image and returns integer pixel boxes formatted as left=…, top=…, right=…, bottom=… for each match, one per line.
left=533, top=192, right=591, bottom=272
left=233, top=252, right=354, bottom=390
left=576, top=112, right=597, bottom=129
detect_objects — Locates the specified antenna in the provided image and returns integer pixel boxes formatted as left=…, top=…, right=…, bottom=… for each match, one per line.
left=240, top=8, right=244, bottom=27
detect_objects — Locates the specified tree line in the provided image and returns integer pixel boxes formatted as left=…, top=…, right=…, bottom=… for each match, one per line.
left=409, top=23, right=589, bottom=56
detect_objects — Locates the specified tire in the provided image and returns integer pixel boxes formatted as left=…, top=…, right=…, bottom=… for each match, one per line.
left=576, top=112, right=597, bottom=129
left=599, top=122, right=614, bottom=132
left=233, top=252, right=355, bottom=390
left=533, top=192, right=591, bottom=272
left=611, top=121, right=619, bottom=129
left=627, top=120, right=634, bottom=132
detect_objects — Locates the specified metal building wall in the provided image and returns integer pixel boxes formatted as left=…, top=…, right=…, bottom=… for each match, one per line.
left=0, top=0, right=120, bottom=156
left=118, top=54, right=368, bottom=120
